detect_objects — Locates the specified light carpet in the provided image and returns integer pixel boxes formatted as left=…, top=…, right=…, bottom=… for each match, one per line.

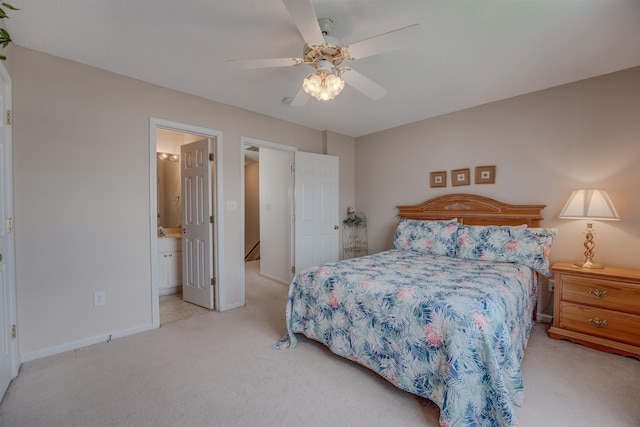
left=1, top=261, right=639, bottom=426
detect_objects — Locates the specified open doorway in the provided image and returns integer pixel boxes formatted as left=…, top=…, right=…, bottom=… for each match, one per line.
left=149, top=118, right=223, bottom=329
left=240, top=137, right=296, bottom=300
left=156, top=129, right=213, bottom=324
left=240, top=138, right=341, bottom=302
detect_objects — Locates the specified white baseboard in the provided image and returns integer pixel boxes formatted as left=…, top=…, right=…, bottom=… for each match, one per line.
left=536, top=314, right=553, bottom=324
left=219, top=301, right=244, bottom=312
left=258, top=272, right=289, bottom=286
left=159, top=285, right=181, bottom=296
left=20, top=323, right=153, bottom=363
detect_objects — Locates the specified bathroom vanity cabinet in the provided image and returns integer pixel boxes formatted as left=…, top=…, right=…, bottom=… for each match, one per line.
left=158, top=237, right=182, bottom=295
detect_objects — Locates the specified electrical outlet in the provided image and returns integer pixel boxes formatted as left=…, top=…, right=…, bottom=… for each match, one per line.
left=548, top=279, right=555, bottom=293
left=94, top=291, right=106, bottom=306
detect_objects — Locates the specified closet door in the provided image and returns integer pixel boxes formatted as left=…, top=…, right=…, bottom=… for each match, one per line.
left=294, top=151, right=339, bottom=274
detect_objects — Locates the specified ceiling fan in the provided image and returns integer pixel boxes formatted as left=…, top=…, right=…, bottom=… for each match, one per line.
left=227, top=0, right=422, bottom=106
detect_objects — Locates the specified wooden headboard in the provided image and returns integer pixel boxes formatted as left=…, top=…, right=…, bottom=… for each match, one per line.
left=397, top=194, right=546, bottom=227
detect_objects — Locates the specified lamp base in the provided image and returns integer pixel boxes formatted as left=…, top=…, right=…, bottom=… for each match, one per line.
left=576, top=224, right=605, bottom=269
left=574, top=260, right=605, bottom=269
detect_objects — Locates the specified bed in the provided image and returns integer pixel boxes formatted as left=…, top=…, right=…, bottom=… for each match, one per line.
left=275, top=194, right=556, bottom=427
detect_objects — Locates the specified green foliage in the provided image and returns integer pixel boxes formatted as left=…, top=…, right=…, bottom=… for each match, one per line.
left=343, top=215, right=366, bottom=227
left=0, top=2, right=19, bottom=61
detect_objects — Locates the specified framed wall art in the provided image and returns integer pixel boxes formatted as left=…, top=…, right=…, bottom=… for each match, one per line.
left=475, top=165, right=496, bottom=184
left=430, top=171, right=447, bottom=188
left=451, top=168, right=470, bottom=186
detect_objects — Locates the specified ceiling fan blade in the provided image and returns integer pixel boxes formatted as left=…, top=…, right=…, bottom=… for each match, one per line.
left=226, top=57, right=302, bottom=70
left=290, top=85, right=310, bottom=107
left=282, top=0, right=325, bottom=46
left=345, top=24, right=423, bottom=59
left=342, top=69, right=387, bottom=100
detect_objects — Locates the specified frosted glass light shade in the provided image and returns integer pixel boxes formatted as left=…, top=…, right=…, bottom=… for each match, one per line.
left=302, top=71, right=345, bottom=101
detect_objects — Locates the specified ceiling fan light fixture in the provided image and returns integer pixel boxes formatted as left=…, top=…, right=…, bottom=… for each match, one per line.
left=228, top=2, right=423, bottom=107
left=302, top=70, right=345, bottom=101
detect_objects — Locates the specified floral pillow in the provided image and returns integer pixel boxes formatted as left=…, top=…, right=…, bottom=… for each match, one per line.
left=393, top=219, right=460, bottom=257
left=456, top=225, right=557, bottom=276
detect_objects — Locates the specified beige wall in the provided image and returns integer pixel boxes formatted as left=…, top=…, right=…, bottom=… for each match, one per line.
left=244, top=162, right=260, bottom=258
left=12, top=46, right=353, bottom=357
left=259, top=148, right=292, bottom=284
left=14, top=42, right=636, bottom=356
left=355, top=66, right=640, bottom=313
left=324, top=131, right=356, bottom=259
left=156, top=128, right=183, bottom=154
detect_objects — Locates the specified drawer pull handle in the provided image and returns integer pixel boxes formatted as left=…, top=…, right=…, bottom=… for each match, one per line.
left=588, top=288, right=608, bottom=298
left=588, top=317, right=608, bottom=328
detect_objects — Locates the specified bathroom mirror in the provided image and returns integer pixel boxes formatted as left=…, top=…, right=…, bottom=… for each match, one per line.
left=157, top=155, right=181, bottom=228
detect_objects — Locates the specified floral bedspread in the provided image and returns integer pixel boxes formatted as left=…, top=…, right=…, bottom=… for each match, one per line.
left=274, top=249, right=537, bottom=427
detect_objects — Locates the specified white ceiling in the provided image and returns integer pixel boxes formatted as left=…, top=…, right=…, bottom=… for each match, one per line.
left=6, top=0, right=640, bottom=138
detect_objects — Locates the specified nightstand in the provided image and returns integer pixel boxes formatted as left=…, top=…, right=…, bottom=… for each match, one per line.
left=548, top=262, right=640, bottom=359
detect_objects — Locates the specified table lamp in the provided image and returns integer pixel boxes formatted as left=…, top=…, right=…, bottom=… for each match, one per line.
left=559, top=189, right=620, bottom=269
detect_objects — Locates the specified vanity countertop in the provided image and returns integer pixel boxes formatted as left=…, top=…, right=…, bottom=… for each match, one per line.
left=158, top=227, right=181, bottom=239
left=161, top=233, right=182, bottom=239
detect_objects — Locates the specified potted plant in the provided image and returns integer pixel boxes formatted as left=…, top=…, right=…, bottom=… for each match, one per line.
left=342, top=208, right=368, bottom=258
left=342, top=215, right=366, bottom=228
left=0, top=2, right=19, bottom=61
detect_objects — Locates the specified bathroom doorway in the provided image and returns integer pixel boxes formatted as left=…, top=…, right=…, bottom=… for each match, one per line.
left=150, top=118, right=222, bottom=329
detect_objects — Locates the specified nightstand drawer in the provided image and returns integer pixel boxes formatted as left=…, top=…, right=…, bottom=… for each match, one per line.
left=559, top=302, right=640, bottom=347
left=561, top=275, right=640, bottom=314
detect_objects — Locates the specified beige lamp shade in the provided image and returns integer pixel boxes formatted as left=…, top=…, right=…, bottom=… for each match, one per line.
left=559, top=189, right=620, bottom=221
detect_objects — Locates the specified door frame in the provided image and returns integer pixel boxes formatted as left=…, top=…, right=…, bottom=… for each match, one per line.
left=240, top=137, right=296, bottom=298
left=149, top=118, right=224, bottom=328
left=0, top=59, right=17, bottom=395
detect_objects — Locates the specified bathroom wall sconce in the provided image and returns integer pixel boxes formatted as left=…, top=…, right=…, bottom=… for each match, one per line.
left=157, top=152, right=179, bottom=162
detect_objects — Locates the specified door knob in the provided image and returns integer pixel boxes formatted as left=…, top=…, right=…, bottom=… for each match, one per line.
left=334, top=225, right=339, bottom=230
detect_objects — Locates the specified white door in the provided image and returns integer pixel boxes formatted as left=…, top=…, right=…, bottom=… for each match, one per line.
left=0, top=63, right=16, bottom=400
left=181, top=139, right=214, bottom=309
left=294, top=151, right=339, bottom=274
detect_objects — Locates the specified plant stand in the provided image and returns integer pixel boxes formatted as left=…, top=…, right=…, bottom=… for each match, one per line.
left=342, top=208, right=368, bottom=259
